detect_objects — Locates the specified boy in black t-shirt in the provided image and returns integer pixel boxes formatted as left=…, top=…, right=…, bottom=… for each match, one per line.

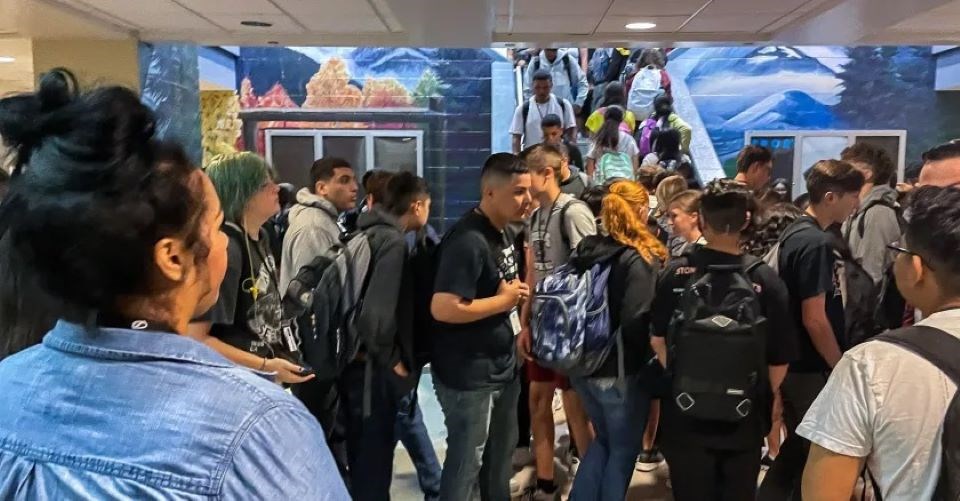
left=651, top=180, right=797, bottom=501
left=430, top=153, right=532, bottom=501
left=758, top=159, right=864, bottom=500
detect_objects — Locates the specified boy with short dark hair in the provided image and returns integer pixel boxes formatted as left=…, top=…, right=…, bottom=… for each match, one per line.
left=651, top=180, right=797, bottom=500
left=841, top=143, right=901, bottom=284
left=759, top=159, right=864, bottom=500
left=734, top=145, right=774, bottom=192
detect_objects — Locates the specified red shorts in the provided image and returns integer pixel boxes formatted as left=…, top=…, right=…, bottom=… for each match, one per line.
left=526, top=359, right=571, bottom=391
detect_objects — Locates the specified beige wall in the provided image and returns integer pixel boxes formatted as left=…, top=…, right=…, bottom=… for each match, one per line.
left=0, top=39, right=35, bottom=97
left=32, top=39, right=139, bottom=91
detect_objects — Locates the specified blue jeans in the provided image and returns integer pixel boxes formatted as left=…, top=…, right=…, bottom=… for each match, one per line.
left=434, top=375, right=520, bottom=501
left=395, top=389, right=442, bottom=501
left=570, top=375, right=651, bottom=501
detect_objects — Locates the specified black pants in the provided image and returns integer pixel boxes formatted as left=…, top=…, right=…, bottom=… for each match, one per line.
left=295, top=378, right=349, bottom=483
left=517, top=361, right=532, bottom=448
left=662, top=445, right=761, bottom=501
left=757, top=371, right=829, bottom=501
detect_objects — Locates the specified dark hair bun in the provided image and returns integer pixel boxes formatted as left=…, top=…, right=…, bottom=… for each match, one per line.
left=0, top=83, right=203, bottom=316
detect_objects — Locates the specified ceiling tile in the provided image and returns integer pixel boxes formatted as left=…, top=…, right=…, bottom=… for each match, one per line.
left=680, top=12, right=781, bottom=32
left=597, top=15, right=689, bottom=33
left=178, top=0, right=281, bottom=15
left=211, top=13, right=304, bottom=33
left=608, top=0, right=707, bottom=18
left=510, top=15, right=598, bottom=34
left=279, top=0, right=386, bottom=32
left=515, top=0, right=608, bottom=16
left=706, top=0, right=812, bottom=15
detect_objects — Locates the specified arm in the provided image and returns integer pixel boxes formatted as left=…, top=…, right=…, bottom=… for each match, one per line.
left=565, top=204, right=598, bottom=248
left=670, top=114, right=693, bottom=153
left=510, top=105, right=525, bottom=154
left=518, top=244, right=535, bottom=361
left=801, top=444, right=863, bottom=501
left=621, top=254, right=657, bottom=340
left=768, top=364, right=788, bottom=393
left=564, top=99, right=578, bottom=141
left=356, top=237, right=405, bottom=370
left=632, top=154, right=640, bottom=173
left=585, top=158, right=596, bottom=178
left=187, top=322, right=270, bottom=369
left=573, top=59, right=589, bottom=109
left=649, top=262, right=681, bottom=368
left=512, top=135, right=522, bottom=154
left=431, top=291, right=515, bottom=324
left=802, top=295, right=843, bottom=368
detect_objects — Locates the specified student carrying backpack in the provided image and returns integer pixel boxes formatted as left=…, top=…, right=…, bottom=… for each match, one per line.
left=627, top=65, right=663, bottom=119
left=586, top=106, right=639, bottom=184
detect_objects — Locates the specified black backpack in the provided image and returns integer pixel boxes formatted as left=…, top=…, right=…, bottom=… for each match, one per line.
left=846, top=198, right=908, bottom=332
left=408, top=226, right=442, bottom=370
left=281, top=231, right=373, bottom=382
left=873, top=325, right=960, bottom=501
left=667, top=256, right=768, bottom=422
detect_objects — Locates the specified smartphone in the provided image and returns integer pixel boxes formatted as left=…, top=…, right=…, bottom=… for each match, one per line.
left=298, top=363, right=315, bottom=377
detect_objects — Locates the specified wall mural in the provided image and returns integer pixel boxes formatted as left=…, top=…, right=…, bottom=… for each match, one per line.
left=673, top=46, right=960, bottom=176
left=139, top=42, right=202, bottom=164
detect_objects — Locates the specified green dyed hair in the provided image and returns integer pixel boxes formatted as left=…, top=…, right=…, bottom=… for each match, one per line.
left=205, top=152, right=273, bottom=223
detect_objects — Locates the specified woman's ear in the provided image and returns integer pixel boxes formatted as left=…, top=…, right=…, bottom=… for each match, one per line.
left=153, top=238, right=187, bottom=283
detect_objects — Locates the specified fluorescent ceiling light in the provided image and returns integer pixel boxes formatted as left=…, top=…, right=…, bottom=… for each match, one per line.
left=0, top=56, right=15, bottom=63
left=625, top=22, right=657, bottom=30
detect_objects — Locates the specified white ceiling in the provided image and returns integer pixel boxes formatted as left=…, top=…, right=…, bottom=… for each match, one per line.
left=4, top=0, right=960, bottom=46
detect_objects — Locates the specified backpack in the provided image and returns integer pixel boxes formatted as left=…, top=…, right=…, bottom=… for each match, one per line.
left=761, top=216, right=819, bottom=273
left=530, top=249, right=626, bottom=378
left=637, top=118, right=659, bottom=158
left=407, top=226, right=442, bottom=370
left=596, top=150, right=634, bottom=184
left=846, top=198, right=908, bottom=332
left=281, top=231, right=373, bottom=382
left=588, top=48, right=613, bottom=84
left=667, top=256, right=768, bottom=422
left=874, top=325, right=960, bottom=501
left=627, top=66, right=664, bottom=118
left=533, top=52, right=577, bottom=96
left=837, top=253, right=882, bottom=349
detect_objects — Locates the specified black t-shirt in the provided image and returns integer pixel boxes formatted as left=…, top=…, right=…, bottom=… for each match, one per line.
left=778, top=216, right=845, bottom=373
left=205, top=224, right=295, bottom=360
left=432, top=210, right=520, bottom=391
left=651, top=247, right=798, bottom=450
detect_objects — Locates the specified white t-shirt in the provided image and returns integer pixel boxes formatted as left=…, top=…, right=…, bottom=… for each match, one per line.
left=797, top=309, right=960, bottom=500
left=586, top=131, right=639, bottom=160
left=510, top=94, right=576, bottom=148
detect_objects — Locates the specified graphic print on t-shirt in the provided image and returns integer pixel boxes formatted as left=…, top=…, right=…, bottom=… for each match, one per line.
left=245, top=250, right=283, bottom=351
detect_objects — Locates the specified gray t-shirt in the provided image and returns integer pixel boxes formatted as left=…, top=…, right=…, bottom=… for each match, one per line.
left=528, top=193, right=597, bottom=283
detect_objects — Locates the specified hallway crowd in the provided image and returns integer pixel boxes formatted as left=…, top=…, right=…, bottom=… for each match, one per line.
left=1, top=54, right=960, bottom=501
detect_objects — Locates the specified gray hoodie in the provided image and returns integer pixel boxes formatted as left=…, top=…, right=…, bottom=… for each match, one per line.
left=843, top=185, right=902, bottom=284
left=279, top=188, right=342, bottom=294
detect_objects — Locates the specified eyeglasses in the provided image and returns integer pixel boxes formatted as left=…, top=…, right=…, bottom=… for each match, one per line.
left=887, top=242, right=936, bottom=271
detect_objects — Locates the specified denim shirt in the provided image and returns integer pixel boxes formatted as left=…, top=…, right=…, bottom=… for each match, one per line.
left=0, top=321, right=349, bottom=500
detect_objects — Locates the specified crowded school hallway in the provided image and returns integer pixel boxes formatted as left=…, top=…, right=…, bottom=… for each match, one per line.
left=5, top=1, right=960, bottom=500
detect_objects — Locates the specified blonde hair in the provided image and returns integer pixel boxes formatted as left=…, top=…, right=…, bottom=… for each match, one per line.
left=668, top=189, right=701, bottom=215
left=655, top=175, right=688, bottom=217
left=602, top=180, right=669, bottom=265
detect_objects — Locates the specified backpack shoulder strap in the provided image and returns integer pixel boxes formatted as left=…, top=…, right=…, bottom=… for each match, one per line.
left=522, top=100, right=530, bottom=128
left=780, top=216, right=818, bottom=245
left=557, top=198, right=579, bottom=250
left=856, top=198, right=901, bottom=239
left=743, top=254, right=764, bottom=274
left=563, top=53, right=574, bottom=87
left=875, top=325, right=960, bottom=385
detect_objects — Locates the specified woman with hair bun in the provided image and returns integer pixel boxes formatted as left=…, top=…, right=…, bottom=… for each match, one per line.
left=0, top=81, right=347, bottom=499
left=567, top=180, right=666, bottom=501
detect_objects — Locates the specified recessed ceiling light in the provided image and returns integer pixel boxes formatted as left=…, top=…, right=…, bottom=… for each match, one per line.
left=625, top=22, right=657, bottom=30
left=0, top=56, right=15, bottom=63
left=241, top=20, right=273, bottom=27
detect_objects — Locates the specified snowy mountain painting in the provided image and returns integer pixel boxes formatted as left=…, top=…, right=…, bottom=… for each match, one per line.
left=673, top=45, right=960, bottom=175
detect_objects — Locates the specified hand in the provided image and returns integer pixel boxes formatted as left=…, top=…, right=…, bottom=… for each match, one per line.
left=517, top=327, right=533, bottom=362
left=393, top=362, right=410, bottom=378
left=498, top=279, right=530, bottom=308
left=263, top=358, right=315, bottom=384
left=573, top=105, right=582, bottom=115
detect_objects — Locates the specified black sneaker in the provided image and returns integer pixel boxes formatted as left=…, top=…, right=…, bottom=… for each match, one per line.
left=636, top=448, right=665, bottom=472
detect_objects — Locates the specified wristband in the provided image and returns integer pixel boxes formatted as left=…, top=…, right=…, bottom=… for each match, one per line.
left=259, top=357, right=268, bottom=371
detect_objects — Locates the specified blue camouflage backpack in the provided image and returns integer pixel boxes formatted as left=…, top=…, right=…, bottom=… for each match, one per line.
left=530, top=252, right=623, bottom=378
